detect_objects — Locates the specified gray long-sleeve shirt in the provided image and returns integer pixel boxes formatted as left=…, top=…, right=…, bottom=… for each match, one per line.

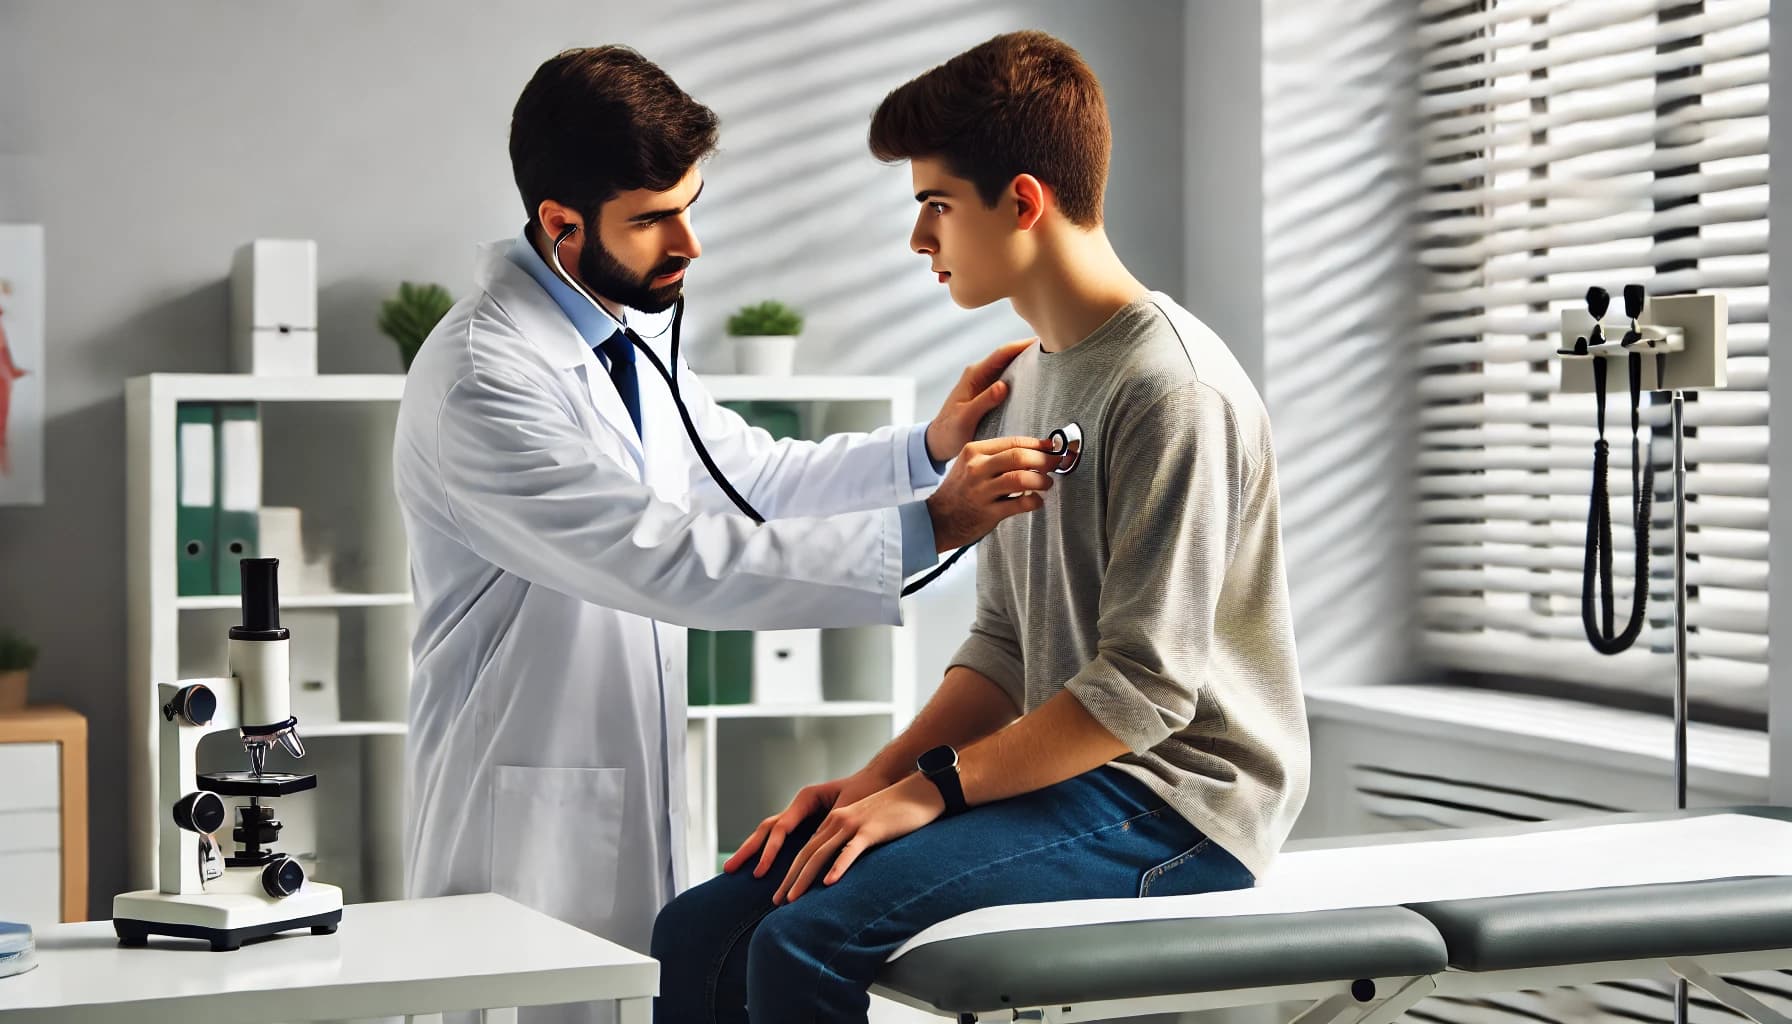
left=948, top=291, right=1310, bottom=879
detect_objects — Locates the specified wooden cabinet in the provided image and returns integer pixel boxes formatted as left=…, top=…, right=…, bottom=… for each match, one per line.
left=0, top=706, right=87, bottom=923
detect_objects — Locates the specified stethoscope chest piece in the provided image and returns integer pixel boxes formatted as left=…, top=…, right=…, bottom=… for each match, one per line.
left=1049, top=422, right=1082, bottom=475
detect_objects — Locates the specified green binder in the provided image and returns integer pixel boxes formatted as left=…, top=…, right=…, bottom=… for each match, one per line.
left=213, top=403, right=261, bottom=595
left=686, top=402, right=802, bottom=704
left=724, top=401, right=801, bottom=442
left=175, top=403, right=218, bottom=596
left=686, top=629, right=753, bottom=706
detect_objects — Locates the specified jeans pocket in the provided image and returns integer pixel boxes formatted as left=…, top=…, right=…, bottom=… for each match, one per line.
left=1138, top=834, right=1254, bottom=898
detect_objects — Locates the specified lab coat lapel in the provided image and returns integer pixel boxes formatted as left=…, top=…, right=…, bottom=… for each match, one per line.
left=475, top=243, right=646, bottom=473
left=580, top=360, right=647, bottom=477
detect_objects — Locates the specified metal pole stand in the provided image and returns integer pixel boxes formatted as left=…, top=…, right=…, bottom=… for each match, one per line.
left=1556, top=289, right=1728, bottom=1024
left=1672, top=389, right=1689, bottom=1024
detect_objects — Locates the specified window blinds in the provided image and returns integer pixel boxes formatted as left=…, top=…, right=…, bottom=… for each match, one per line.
left=1415, top=0, right=1770, bottom=715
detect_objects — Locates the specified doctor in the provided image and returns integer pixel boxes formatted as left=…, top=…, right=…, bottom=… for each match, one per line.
left=391, top=42, right=1056, bottom=1013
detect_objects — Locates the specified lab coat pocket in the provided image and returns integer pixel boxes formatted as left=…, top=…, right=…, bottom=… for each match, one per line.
left=491, top=765, right=627, bottom=925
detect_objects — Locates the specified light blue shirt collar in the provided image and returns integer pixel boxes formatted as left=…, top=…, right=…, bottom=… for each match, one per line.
left=507, top=229, right=626, bottom=352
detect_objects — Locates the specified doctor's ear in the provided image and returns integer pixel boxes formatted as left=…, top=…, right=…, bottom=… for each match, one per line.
left=537, top=201, right=585, bottom=243
left=1011, top=175, right=1047, bottom=231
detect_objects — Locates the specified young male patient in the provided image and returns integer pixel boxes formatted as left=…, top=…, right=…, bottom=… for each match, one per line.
left=651, top=30, right=1309, bottom=1023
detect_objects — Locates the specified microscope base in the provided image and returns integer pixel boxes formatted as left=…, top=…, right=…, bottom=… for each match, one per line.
left=113, top=883, right=343, bottom=951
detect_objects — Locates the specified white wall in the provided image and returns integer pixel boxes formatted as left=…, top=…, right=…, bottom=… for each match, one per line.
left=0, top=0, right=1187, bottom=913
left=1261, top=0, right=1420, bottom=693
left=1183, top=2, right=1264, bottom=385
left=1180, top=0, right=1423, bottom=701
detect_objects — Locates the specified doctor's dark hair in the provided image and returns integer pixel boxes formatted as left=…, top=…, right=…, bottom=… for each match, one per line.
left=868, top=31, right=1110, bottom=228
left=509, top=46, right=719, bottom=227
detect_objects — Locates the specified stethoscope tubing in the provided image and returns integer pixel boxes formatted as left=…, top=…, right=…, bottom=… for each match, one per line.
left=545, top=224, right=1078, bottom=597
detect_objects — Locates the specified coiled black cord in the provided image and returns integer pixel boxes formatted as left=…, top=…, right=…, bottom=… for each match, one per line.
left=1582, top=353, right=1654, bottom=653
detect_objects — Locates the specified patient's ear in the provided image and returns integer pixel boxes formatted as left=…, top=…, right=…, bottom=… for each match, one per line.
left=1012, top=174, right=1047, bottom=231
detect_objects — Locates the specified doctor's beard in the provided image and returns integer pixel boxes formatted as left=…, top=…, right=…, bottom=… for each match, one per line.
left=581, top=236, right=690, bottom=314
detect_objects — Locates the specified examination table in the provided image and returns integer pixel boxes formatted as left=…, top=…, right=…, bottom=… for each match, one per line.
left=873, top=806, right=1792, bottom=1024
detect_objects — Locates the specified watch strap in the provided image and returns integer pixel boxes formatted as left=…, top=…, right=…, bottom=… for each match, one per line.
left=924, top=761, right=967, bottom=816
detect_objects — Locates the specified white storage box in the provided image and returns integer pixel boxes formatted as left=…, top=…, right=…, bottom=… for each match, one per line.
left=751, top=629, right=822, bottom=704
left=286, top=609, right=341, bottom=724
left=230, top=239, right=318, bottom=376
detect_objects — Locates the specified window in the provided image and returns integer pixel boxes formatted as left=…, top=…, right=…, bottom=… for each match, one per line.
left=1414, top=0, right=1770, bottom=724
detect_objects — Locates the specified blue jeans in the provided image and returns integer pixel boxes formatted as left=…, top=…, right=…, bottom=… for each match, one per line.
left=650, top=766, right=1255, bottom=1023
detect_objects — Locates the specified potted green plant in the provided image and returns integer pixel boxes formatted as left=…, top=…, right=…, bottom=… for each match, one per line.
left=377, top=282, right=456, bottom=371
left=725, top=300, right=804, bottom=376
left=0, top=627, right=39, bottom=712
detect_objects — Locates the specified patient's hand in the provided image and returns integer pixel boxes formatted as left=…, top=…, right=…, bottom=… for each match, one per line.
left=775, top=773, right=946, bottom=904
left=926, top=338, right=1035, bottom=463
left=726, top=771, right=889, bottom=878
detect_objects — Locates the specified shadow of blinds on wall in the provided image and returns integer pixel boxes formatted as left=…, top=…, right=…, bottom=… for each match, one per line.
left=1415, top=0, right=1770, bottom=718
left=1263, top=0, right=1422, bottom=692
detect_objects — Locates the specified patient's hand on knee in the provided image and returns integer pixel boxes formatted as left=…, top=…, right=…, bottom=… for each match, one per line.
left=725, top=770, right=889, bottom=878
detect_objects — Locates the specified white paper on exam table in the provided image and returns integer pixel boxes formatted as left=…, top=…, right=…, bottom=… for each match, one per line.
left=894, top=813, right=1792, bottom=956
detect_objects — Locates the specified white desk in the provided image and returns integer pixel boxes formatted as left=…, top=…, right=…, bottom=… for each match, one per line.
left=0, top=894, right=657, bottom=1024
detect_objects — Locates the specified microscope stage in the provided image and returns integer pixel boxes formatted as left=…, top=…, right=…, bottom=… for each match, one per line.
left=197, top=771, right=317, bottom=797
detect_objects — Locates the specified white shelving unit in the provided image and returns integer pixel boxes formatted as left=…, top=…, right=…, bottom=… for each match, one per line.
left=173, top=592, right=413, bottom=611
left=125, top=372, right=922, bottom=902
left=683, top=375, right=919, bottom=882
left=126, top=373, right=413, bottom=905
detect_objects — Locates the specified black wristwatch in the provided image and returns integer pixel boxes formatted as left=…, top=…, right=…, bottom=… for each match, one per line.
left=917, top=745, right=968, bottom=816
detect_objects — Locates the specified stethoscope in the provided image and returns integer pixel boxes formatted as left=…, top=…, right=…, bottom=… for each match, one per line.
left=547, top=223, right=1081, bottom=596
left=1048, top=423, right=1082, bottom=474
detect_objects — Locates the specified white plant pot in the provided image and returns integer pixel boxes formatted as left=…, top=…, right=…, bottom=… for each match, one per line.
left=733, top=335, right=798, bottom=376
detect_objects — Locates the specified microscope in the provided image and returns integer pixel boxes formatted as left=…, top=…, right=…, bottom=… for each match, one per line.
left=114, top=557, right=343, bottom=951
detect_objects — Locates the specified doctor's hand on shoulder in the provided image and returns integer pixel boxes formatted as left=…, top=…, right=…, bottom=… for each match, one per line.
left=925, top=338, right=1035, bottom=463
left=922, top=337, right=1059, bottom=550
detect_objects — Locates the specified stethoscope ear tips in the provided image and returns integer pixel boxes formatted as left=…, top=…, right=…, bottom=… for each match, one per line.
left=1048, top=422, right=1082, bottom=475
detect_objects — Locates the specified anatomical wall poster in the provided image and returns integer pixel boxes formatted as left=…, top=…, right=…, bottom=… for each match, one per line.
left=0, top=224, right=44, bottom=506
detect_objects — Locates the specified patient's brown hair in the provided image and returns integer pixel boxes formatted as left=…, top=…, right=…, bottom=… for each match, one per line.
left=868, top=31, right=1111, bottom=228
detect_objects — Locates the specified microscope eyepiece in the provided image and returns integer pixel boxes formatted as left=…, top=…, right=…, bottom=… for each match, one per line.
left=229, top=557, right=290, bottom=642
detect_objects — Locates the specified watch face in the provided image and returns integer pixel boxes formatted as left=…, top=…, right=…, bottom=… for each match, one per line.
left=918, top=745, right=955, bottom=774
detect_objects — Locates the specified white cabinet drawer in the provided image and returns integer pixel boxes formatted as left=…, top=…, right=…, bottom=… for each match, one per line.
left=0, top=849, right=60, bottom=925
left=0, top=743, right=59, bottom=814
left=0, top=810, right=58, bottom=855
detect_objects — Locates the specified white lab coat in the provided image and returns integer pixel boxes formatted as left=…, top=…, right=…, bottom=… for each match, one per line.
left=393, top=241, right=931, bottom=1023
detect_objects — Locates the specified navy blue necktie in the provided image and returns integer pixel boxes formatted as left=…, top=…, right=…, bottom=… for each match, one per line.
left=597, top=328, right=642, bottom=438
